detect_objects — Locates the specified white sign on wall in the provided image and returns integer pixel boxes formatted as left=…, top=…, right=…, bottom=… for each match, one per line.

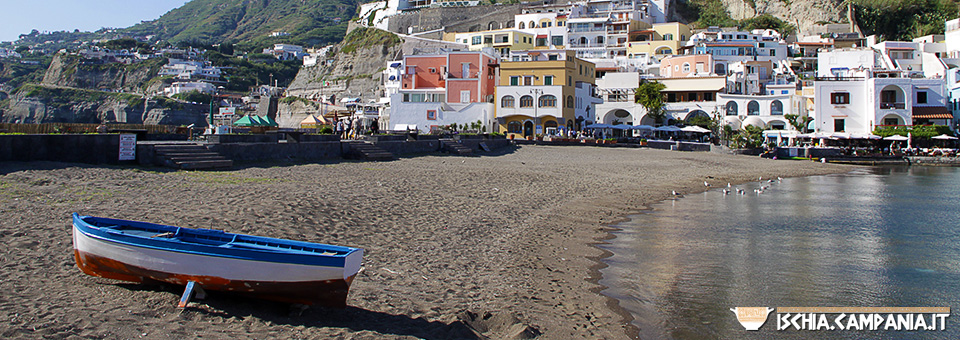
left=119, top=134, right=136, bottom=161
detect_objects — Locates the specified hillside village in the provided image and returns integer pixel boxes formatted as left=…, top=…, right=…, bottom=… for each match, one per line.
left=1, top=0, right=959, bottom=145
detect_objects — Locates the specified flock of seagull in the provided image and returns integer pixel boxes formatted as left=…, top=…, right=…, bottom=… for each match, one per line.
left=672, top=176, right=784, bottom=198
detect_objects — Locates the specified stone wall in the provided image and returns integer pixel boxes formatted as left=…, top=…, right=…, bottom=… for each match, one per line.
left=0, top=134, right=122, bottom=164
left=386, top=4, right=522, bottom=36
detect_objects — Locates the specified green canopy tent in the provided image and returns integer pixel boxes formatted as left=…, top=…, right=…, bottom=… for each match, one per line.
left=232, top=115, right=260, bottom=127
left=258, top=115, right=279, bottom=127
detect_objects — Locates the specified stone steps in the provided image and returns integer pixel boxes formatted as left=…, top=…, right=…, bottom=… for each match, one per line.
left=154, top=144, right=233, bottom=170
left=440, top=139, right=473, bottom=156
left=344, top=142, right=394, bottom=161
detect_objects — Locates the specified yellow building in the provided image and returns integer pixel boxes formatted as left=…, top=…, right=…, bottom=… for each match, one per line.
left=444, top=29, right=536, bottom=56
left=626, top=22, right=692, bottom=58
left=495, top=50, right=602, bottom=138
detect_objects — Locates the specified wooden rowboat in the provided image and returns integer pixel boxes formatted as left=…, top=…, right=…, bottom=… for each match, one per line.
left=71, top=213, right=363, bottom=308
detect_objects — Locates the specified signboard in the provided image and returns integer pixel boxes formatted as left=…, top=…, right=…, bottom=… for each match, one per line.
left=119, top=134, right=136, bottom=161
left=219, top=107, right=236, bottom=115
left=536, top=125, right=543, bottom=135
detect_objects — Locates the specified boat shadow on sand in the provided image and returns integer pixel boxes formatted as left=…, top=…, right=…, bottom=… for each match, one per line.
left=118, top=282, right=481, bottom=340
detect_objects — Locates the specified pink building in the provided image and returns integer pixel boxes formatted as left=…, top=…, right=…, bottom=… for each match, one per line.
left=659, top=54, right=714, bottom=78
left=390, top=51, right=499, bottom=133
left=400, top=51, right=498, bottom=103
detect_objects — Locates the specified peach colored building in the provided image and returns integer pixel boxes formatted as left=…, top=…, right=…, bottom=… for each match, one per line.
left=389, top=51, right=499, bottom=133
left=658, top=54, right=714, bottom=78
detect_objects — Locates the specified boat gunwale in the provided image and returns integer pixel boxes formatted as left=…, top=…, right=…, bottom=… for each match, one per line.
left=72, top=213, right=361, bottom=268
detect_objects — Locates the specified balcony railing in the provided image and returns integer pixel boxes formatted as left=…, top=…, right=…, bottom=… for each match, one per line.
left=880, top=102, right=905, bottom=109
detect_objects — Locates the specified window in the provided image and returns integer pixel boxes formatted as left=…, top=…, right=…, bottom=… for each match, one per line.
left=567, top=95, right=574, bottom=108
left=726, top=101, right=738, bottom=116
left=771, top=100, right=783, bottom=115
left=831, top=92, right=850, bottom=104
left=917, top=91, right=928, bottom=104
left=523, top=76, right=533, bottom=86
left=520, top=95, right=534, bottom=107
left=519, top=22, right=525, bottom=29
left=747, top=101, right=760, bottom=115
left=552, top=36, right=563, bottom=46
left=881, top=90, right=897, bottom=103
left=548, top=54, right=558, bottom=61
left=539, top=95, right=557, bottom=107
left=427, top=110, right=437, bottom=120
left=884, top=118, right=899, bottom=125
left=703, top=93, right=714, bottom=101
left=536, top=38, right=547, bottom=46
left=544, top=76, right=553, bottom=85
left=834, top=118, right=845, bottom=132
left=510, top=76, right=519, bottom=86
left=663, top=33, right=673, bottom=40
left=781, top=90, right=789, bottom=94
left=682, top=63, right=690, bottom=73
left=472, top=36, right=481, bottom=45
left=501, top=96, right=515, bottom=108
left=770, top=49, right=776, bottom=56
left=687, top=92, right=698, bottom=101
left=508, top=121, right=522, bottom=133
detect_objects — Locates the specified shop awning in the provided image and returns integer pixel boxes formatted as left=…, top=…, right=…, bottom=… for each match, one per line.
left=913, top=106, right=953, bottom=119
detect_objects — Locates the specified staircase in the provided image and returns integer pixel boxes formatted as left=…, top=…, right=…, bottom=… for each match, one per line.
left=440, top=139, right=474, bottom=156
left=344, top=142, right=394, bottom=161
left=153, top=144, right=234, bottom=170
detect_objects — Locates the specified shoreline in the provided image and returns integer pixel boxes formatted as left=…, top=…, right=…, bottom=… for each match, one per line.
left=0, top=146, right=852, bottom=339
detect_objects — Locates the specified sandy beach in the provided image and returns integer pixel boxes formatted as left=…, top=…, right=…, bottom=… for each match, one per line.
left=0, top=145, right=850, bottom=339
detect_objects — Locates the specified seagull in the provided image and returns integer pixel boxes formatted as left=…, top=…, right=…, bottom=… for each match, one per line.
left=759, top=176, right=763, bottom=181
left=672, top=190, right=682, bottom=196
left=768, top=179, right=775, bottom=183
left=736, top=188, right=745, bottom=195
left=704, top=181, right=711, bottom=187
left=722, top=189, right=730, bottom=195
left=777, top=177, right=783, bottom=182
left=727, top=183, right=731, bottom=188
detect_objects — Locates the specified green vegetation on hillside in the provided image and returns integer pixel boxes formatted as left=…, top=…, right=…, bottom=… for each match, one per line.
left=18, top=84, right=144, bottom=109
left=676, top=0, right=797, bottom=34
left=204, top=51, right=301, bottom=91
left=0, top=57, right=52, bottom=89
left=854, top=0, right=959, bottom=40
left=337, top=27, right=401, bottom=55
left=124, top=0, right=360, bottom=51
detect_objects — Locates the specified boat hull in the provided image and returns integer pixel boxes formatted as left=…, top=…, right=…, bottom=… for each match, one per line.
left=72, top=215, right=362, bottom=307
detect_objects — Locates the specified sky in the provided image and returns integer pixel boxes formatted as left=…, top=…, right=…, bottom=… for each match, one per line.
left=0, top=0, right=190, bottom=42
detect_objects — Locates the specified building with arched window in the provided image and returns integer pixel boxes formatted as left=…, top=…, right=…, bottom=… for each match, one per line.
left=495, top=50, right=601, bottom=137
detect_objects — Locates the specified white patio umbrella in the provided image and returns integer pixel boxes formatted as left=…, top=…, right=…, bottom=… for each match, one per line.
left=883, top=135, right=909, bottom=141
left=932, top=134, right=959, bottom=140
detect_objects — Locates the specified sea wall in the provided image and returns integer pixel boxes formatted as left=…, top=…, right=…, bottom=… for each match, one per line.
left=0, top=134, right=122, bottom=164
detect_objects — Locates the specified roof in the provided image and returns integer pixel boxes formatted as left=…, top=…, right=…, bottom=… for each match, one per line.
left=659, top=77, right=726, bottom=92
left=795, top=42, right=832, bottom=46
left=704, top=43, right=754, bottom=48
left=913, top=106, right=952, bottom=119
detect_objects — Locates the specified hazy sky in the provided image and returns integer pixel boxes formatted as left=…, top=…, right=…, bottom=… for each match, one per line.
left=0, top=0, right=190, bottom=42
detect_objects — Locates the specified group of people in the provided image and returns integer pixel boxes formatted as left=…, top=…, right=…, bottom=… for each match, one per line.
left=335, top=117, right=379, bottom=139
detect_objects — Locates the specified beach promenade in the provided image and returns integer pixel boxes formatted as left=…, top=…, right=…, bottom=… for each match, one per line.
left=0, top=146, right=848, bottom=339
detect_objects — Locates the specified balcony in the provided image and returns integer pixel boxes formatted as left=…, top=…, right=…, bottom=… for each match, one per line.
left=880, top=102, right=905, bottom=110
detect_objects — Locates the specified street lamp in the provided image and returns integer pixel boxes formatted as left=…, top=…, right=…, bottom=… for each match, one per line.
left=530, top=88, right=542, bottom=137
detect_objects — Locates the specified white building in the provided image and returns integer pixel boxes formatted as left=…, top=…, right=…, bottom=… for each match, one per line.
left=262, top=44, right=306, bottom=61
left=158, top=59, right=222, bottom=80
left=814, top=49, right=949, bottom=135
left=163, top=81, right=217, bottom=96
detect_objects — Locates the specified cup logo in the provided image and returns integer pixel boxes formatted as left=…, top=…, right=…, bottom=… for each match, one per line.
left=730, top=307, right=775, bottom=330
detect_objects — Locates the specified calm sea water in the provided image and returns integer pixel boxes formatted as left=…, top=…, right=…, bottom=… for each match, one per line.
left=600, top=166, right=960, bottom=339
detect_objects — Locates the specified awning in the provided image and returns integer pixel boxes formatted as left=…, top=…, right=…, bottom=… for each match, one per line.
left=913, top=106, right=953, bottom=120
left=390, top=62, right=401, bottom=68
left=536, top=35, right=547, bottom=39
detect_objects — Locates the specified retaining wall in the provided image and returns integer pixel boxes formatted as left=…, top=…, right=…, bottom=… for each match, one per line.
left=0, top=134, right=122, bottom=164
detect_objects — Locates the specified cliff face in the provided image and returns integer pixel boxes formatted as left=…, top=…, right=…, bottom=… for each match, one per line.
left=722, top=0, right=845, bottom=34
left=0, top=85, right=209, bottom=126
left=40, top=54, right=165, bottom=93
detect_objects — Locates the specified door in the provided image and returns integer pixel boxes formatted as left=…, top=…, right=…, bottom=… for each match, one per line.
left=462, top=63, right=470, bottom=78
left=460, top=90, right=471, bottom=103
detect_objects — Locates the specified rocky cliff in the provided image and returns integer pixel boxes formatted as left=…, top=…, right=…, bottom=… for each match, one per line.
left=0, top=85, right=209, bottom=126
left=41, top=54, right=167, bottom=93
left=725, top=0, right=845, bottom=33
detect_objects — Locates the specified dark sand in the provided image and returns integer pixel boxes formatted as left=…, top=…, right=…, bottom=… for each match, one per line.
left=0, top=145, right=850, bottom=339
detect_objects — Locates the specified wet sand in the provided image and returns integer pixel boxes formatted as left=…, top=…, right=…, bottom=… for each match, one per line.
left=0, top=145, right=850, bottom=339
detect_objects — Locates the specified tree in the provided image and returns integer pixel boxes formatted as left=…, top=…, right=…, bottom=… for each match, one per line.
left=784, top=114, right=813, bottom=133
left=739, top=14, right=796, bottom=36
left=635, top=81, right=667, bottom=125
left=732, top=125, right=765, bottom=149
